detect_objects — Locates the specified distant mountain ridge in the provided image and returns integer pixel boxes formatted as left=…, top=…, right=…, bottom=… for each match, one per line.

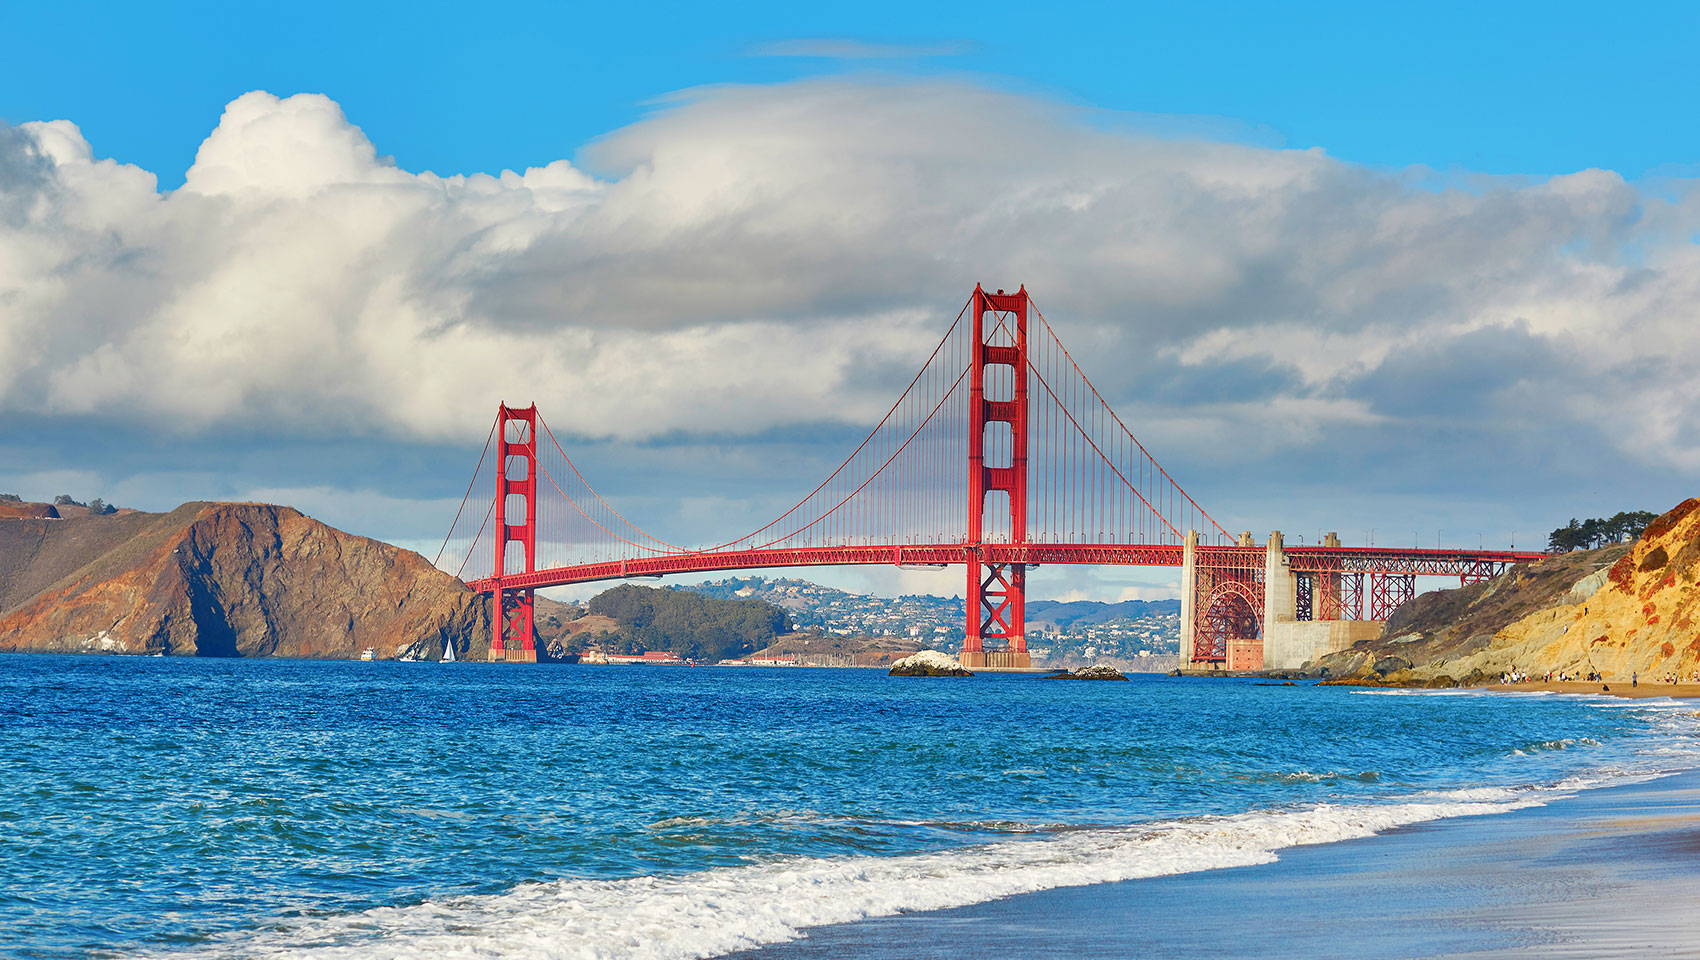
left=1025, top=598, right=1181, bottom=627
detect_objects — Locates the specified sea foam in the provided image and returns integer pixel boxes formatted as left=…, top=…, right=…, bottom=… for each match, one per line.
left=166, top=790, right=1571, bottom=960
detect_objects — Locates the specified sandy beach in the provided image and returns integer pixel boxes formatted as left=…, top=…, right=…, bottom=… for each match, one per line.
left=730, top=768, right=1700, bottom=959
left=1478, top=681, right=1700, bottom=699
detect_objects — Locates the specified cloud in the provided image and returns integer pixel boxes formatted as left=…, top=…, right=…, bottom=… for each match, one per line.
left=1, top=77, right=1698, bottom=494
left=750, top=38, right=969, bottom=59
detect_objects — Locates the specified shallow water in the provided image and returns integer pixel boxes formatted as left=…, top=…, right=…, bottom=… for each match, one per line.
left=1, top=655, right=1696, bottom=959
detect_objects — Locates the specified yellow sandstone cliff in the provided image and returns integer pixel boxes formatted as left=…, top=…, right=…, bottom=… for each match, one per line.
left=1315, top=497, right=1700, bottom=684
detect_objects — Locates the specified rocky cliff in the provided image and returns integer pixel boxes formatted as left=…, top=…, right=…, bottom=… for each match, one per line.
left=0, top=503, right=488, bottom=659
left=1313, top=497, right=1700, bottom=685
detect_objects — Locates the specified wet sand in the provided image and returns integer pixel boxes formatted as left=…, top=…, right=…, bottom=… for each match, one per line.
left=729, top=769, right=1700, bottom=959
left=1479, top=681, right=1700, bottom=699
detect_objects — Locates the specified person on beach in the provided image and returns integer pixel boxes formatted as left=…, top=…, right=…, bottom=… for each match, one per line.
left=1632, top=672, right=1638, bottom=688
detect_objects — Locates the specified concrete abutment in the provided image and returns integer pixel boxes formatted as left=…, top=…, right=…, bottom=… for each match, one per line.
left=1186, top=528, right=1388, bottom=672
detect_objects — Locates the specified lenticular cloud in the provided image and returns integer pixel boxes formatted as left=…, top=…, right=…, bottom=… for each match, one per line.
left=1, top=82, right=1698, bottom=468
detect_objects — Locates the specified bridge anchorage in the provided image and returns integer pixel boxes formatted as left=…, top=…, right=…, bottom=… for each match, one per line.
left=435, top=285, right=1545, bottom=669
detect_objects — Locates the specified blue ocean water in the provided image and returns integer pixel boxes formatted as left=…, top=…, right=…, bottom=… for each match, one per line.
left=2, top=655, right=1697, bottom=959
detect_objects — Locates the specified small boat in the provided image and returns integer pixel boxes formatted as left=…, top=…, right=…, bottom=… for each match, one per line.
left=359, top=648, right=377, bottom=661
left=440, top=642, right=456, bottom=663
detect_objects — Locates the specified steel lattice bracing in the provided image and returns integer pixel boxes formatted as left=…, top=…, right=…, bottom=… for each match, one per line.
left=434, top=285, right=1548, bottom=660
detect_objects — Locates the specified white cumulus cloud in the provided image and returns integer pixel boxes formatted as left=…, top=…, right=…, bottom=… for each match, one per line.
left=1, top=78, right=1698, bottom=478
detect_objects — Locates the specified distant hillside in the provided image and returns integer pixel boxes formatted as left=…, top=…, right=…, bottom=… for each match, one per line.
left=0, top=501, right=59, bottom=520
left=0, top=503, right=487, bottom=659
left=1027, top=598, right=1181, bottom=628
left=1313, top=496, right=1700, bottom=685
left=586, top=584, right=791, bottom=661
left=680, top=576, right=1179, bottom=650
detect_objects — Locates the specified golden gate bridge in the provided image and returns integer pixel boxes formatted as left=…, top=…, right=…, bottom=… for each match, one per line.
left=435, top=286, right=1543, bottom=668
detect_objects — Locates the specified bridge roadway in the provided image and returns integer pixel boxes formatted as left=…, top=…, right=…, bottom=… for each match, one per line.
left=466, top=543, right=1547, bottom=594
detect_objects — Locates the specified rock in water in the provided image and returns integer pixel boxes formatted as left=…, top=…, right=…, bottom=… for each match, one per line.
left=888, top=650, right=973, bottom=677
left=0, top=502, right=487, bottom=658
left=1043, top=664, right=1129, bottom=681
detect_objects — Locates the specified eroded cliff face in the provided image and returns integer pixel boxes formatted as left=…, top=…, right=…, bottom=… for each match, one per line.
left=1315, top=498, right=1700, bottom=684
left=0, top=503, right=488, bottom=658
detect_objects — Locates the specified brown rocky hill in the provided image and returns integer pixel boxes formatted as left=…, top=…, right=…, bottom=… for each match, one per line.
left=1313, top=497, right=1700, bottom=685
left=0, top=503, right=488, bottom=659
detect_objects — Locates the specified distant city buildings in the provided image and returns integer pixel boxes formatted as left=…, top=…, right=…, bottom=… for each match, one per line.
left=680, top=576, right=1181, bottom=664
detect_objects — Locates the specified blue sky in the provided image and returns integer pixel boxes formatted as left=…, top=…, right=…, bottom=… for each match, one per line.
left=2, top=2, right=1698, bottom=602
left=7, top=1, right=1698, bottom=182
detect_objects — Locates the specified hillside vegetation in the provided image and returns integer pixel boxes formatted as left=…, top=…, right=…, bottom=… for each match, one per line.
left=585, top=584, right=791, bottom=661
left=1314, top=497, right=1700, bottom=685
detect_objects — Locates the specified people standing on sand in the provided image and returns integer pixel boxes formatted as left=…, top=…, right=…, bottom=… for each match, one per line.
left=1632, top=672, right=1638, bottom=688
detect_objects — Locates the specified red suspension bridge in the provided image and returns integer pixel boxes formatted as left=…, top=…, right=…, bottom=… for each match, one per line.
left=436, top=286, right=1543, bottom=668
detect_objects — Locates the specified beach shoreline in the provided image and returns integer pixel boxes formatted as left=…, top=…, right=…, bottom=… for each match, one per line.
left=1475, top=676, right=1700, bottom=700
left=1475, top=680, right=1700, bottom=699
left=1314, top=678, right=1700, bottom=699
left=729, top=767, right=1700, bottom=960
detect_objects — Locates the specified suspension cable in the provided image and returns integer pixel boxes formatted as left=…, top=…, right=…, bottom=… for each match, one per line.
left=433, top=415, right=498, bottom=569
left=1028, top=299, right=1231, bottom=538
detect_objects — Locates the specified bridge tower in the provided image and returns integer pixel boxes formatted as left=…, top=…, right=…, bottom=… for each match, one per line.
left=963, top=285, right=1030, bottom=669
left=491, top=403, right=539, bottom=663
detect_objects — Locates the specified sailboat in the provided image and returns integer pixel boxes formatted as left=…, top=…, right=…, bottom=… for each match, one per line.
left=440, top=642, right=456, bottom=663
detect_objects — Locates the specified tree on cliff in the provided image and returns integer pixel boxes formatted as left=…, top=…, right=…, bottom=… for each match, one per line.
left=586, top=584, right=791, bottom=660
left=1549, top=511, right=1658, bottom=553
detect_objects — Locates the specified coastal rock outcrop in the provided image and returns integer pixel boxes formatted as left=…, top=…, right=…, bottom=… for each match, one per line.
left=888, top=650, right=973, bottom=677
left=1312, top=497, right=1700, bottom=684
left=1044, top=664, right=1129, bottom=681
left=0, top=502, right=488, bottom=659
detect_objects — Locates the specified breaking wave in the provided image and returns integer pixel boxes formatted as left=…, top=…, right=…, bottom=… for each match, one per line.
left=164, top=788, right=1580, bottom=960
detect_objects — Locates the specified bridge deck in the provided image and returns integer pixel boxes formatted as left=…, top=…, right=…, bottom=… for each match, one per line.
left=465, top=543, right=1547, bottom=593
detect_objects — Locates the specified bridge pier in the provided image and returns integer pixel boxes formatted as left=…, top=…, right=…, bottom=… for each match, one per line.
left=963, top=560, right=1028, bottom=669
left=491, top=585, right=538, bottom=663
left=1187, top=529, right=1398, bottom=672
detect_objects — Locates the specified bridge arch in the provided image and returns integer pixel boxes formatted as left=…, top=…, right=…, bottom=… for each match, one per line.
left=1193, top=578, right=1263, bottom=668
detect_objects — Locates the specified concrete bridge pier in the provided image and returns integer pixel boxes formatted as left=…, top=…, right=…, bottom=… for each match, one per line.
left=1184, top=528, right=1385, bottom=672
left=1263, top=530, right=1382, bottom=670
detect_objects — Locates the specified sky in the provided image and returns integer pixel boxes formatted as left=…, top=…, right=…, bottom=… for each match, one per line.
left=2, top=1, right=1698, bottom=603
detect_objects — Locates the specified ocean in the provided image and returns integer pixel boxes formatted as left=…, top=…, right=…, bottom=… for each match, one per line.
left=3, top=655, right=1698, bottom=959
